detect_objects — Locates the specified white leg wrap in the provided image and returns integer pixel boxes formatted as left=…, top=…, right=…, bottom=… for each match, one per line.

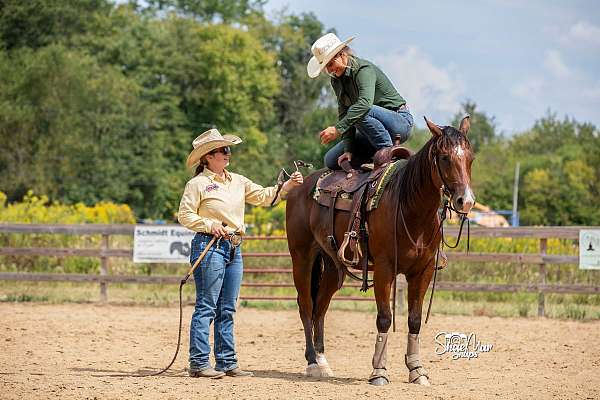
left=406, top=333, right=430, bottom=385
left=369, top=333, right=390, bottom=383
left=372, top=333, right=388, bottom=369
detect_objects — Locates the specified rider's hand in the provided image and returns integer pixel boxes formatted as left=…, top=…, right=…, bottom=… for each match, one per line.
left=319, top=126, right=340, bottom=145
left=210, top=222, right=228, bottom=238
left=337, top=152, right=352, bottom=166
left=282, top=171, right=303, bottom=192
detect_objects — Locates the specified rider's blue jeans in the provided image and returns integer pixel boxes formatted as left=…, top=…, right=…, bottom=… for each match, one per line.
left=324, top=105, right=413, bottom=170
left=188, top=233, right=243, bottom=372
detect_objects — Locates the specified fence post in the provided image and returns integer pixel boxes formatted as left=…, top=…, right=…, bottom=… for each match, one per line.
left=100, top=234, right=109, bottom=303
left=538, top=238, right=547, bottom=317
left=395, top=275, right=404, bottom=315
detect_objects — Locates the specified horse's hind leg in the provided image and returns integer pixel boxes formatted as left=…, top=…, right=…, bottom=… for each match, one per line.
left=312, top=254, right=343, bottom=377
left=369, top=265, right=395, bottom=386
left=405, top=267, right=434, bottom=386
left=291, top=246, right=320, bottom=376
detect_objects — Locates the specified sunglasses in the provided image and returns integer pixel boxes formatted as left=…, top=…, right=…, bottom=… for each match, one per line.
left=326, top=53, right=342, bottom=69
left=209, top=146, right=231, bottom=155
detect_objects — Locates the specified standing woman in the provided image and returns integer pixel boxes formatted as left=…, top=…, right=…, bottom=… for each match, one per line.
left=178, top=128, right=303, bottom=378
left=307, top=33, right=414, bottom=169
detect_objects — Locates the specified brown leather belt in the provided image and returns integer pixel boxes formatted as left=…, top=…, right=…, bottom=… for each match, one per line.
left=199, top=232, right=242, bottom=245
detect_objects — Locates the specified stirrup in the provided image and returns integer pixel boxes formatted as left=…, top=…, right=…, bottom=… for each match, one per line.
left=337, top=231, right=362, bottom=267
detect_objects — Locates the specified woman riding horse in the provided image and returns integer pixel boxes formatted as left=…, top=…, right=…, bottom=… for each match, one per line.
left=307, top=33, right=414, bottom=170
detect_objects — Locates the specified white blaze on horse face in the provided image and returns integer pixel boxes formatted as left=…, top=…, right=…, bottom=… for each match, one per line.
left=454, top=145, right=465, bottom=158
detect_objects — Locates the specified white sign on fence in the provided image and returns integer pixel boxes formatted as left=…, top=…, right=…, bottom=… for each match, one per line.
left=579, top=230, right=600, bottom=270
left=133, top=225, right=195, bottom=263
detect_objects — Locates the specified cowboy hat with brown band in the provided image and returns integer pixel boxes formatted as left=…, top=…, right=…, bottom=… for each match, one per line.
left=186, top=128, right=242, bottom=169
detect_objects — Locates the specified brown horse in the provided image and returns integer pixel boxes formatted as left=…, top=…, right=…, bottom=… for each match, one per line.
left=285, top=116, right=475, bottom=385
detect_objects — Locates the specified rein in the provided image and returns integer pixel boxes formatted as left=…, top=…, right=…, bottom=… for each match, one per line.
left=393, top=150, right=472, bottom=328
left=271, top=160, right=313, bottom=207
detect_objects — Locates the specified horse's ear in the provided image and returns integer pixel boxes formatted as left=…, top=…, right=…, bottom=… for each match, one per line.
left=459, top=114, right=471, bottom=136
left=424, top=116, right=443, bottom=137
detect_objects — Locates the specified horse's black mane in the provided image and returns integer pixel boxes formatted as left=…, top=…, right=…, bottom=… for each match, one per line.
left=390, top=126, right=471, bottom=212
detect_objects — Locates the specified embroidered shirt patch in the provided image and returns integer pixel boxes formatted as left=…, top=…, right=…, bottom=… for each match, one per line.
left=205, top=183, right=219, bottom=193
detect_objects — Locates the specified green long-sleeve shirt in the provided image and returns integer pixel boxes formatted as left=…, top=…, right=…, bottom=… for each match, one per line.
left=332, top=57, right=405, bottom=152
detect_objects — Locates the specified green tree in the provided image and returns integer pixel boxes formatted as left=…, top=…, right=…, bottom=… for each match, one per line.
left=0, top=1, right=353, bottom=219
left=510, top=114, right=599, bottom=225
left=0, top=44, right=161, bottom=210
left=0, top=0, right=112, bottom=50
left=451, top=100, right=499, bottom=153
left=137, top=0, right=265, bottom=23
left=246, top=11, right=336, bottom=167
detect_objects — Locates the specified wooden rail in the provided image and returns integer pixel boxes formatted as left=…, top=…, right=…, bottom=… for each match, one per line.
left=1, top=223, right=599, bottom=316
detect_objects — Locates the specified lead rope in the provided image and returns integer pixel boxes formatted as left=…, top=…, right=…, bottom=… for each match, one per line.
left=139, top=224, right=229, bottom=377
left=144, top=279, right=186, bottom=376
left=141, top=235, right=218, bottom=377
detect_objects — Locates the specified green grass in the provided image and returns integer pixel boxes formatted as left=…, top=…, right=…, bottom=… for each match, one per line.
left=1, top=235, right=600, bottom=320
left=1, top=281, right=599, bottom=320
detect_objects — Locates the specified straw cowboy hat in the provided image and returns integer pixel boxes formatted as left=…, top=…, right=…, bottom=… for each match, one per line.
left=186, top=128, right=242, bottom=169
left=307, top=33, right=354, bottom=78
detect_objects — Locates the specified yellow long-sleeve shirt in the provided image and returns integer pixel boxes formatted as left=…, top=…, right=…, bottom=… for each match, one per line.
left=177, top=168, right=285, bottom=235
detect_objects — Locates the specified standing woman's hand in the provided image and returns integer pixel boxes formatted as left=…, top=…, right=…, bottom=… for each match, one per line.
left=282, top=171, right=304, bottom=192
left=210, top=222, right=228, bottom=237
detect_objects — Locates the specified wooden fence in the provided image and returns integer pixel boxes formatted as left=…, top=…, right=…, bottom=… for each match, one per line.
left=1, top=224, right=599, bottom=316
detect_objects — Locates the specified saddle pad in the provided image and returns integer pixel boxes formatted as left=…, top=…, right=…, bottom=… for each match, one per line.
left=366, top=159, right=408, bottom=211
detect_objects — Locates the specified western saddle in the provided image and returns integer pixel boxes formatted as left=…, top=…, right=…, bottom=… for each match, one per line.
left=313, top=145, right=412, bottom=289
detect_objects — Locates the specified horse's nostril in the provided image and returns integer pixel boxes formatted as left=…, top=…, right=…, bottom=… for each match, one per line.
left=457, top=197, right=464, bottom=207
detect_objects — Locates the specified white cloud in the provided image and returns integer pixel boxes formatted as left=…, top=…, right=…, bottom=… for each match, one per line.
left=373, top=46, right=465, bottom=125
left=581, top=81, right=600, bottom=101
left=511, top=77, right=545, bottom=102
left=543, top=50, right=570, bottom=78
left=511, top=72, right=600, bottom=131
left=567, top=21, right=600, bottom=47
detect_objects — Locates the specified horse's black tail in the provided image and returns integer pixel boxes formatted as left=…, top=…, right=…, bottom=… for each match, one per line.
left=310, top=252, right=323, bottom=307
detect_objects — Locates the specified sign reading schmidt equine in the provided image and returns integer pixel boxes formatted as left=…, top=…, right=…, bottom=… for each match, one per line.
left=579, top=230, right=600, bottom=270
left=133, top=225, right=195, bottom=263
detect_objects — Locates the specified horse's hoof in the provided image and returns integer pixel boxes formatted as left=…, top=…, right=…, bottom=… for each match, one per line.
left=368, top=368, right=389, bottom=386
left=408, top=367, right=431, bottom=386
left=318, top=364, right=334, bottom=377
left=369, top=376, right=389, bottom=386
left=411, top=376, right=431, bottom=386
left=316, top=354, right=334, bottom=377
left=306, top=363, right=322, bottom=377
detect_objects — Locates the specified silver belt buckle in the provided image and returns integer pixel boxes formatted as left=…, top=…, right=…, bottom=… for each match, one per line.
left=229, top=234, right=242, bottom=247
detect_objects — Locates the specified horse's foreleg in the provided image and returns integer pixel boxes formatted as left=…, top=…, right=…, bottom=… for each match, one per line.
left=405, top=267, right=434, bottom=386
left=292, top=251, right=319, bottom=376
left=312, top=258, right=341, bottom=377
left=369, top=267, right=394, bottom=386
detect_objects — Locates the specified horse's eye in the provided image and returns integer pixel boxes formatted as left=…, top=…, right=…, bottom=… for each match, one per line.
left=440, top=155, right=450, bottom=163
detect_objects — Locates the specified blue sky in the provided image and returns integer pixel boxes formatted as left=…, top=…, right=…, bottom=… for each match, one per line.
left=265, top=0, right=600, bottom=134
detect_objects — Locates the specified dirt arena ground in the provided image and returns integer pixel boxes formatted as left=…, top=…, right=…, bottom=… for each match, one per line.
left=1, top=303, right=598, bottom=400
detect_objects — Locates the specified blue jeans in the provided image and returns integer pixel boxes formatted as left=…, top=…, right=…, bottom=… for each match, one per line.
left=324, top=105, right=413, bottom=170
left=188, top=233, right=243, bottom=372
